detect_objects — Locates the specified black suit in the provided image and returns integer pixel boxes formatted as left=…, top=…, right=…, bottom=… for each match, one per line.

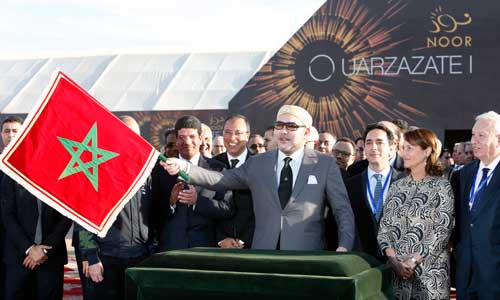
left=454, top=160, right=500, bottom=300
left=345, top=167, right=404, bottom=260
left=347, top=154, right=404, bottom=178
left=0, top=176, right=72, bottom=300
left=212, top=151, right=255, bottom=248
left=156, top=156, right=234, bottom=251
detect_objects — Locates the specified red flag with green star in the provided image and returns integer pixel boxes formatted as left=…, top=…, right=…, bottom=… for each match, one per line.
left=0, top=71, right=159, bottom=237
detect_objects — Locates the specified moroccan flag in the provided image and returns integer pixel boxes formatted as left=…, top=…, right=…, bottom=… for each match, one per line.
left=0, top=71, right=159, bottom=237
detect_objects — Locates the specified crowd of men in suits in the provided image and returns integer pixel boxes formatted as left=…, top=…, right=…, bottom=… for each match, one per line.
left=0, top=105, right=499, bottom=300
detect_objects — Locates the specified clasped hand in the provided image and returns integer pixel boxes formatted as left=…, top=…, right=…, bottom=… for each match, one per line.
left=388, top=256, right=414, bottom=280
left=170, top=182, right=197, bottom=206
left=23, top=245, right=51, bottom=269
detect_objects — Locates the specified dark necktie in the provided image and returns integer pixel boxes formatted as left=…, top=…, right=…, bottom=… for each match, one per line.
left=373, top=174, right=383, bottom=221
left=230, top=159, right=239, bottom=169
left=470, top=168, right=490, bottom=213
left=34, top=199, right=43, bottom=244
left=278, top=157, right=293, bottom=209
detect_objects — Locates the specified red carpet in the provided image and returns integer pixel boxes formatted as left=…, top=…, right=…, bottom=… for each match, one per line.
left=63, top=254, right=82, bottom=300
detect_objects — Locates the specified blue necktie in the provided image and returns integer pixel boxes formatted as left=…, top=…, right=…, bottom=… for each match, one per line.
left=470, top=168, right=490, bottom=213
left=373, top=174, right=383, bottom=221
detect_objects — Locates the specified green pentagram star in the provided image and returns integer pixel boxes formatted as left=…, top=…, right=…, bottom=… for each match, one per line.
left=58, top=122, right=119, bottom=191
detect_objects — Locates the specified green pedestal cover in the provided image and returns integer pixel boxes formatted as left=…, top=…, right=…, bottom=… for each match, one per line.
left=126, top=248, right=393, bottom=300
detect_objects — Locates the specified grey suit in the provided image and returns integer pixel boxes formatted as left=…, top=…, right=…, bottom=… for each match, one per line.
left=186, top=147, right=355, bottom=250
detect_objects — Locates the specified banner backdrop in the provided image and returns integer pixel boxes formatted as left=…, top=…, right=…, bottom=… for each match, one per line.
left=229, top=0, right=500, bottom=138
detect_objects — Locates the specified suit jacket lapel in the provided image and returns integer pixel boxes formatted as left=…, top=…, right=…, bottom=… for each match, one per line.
left=290, top=147, right=318, bottom=202
left=474, top=160, right=500, bottom=216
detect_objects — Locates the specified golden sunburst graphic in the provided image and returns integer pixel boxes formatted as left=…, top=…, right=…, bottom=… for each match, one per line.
left=240, top=0, right=425, bottom=137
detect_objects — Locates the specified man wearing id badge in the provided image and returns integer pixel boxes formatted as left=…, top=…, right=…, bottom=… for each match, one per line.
left=455, top=111, right=500, bottom=300
left=345, top=123, right=404, bottom=261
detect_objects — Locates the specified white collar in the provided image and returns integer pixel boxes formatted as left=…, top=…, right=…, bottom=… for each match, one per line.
left=179, top=152, right=201, bottom=166
left=277, top=146, right=305, bottom=164
left=479, top=153, right=500, bottom=173
left=367, top=165, right=392, bottom=179
left=227, top=148, right=248, bottom=163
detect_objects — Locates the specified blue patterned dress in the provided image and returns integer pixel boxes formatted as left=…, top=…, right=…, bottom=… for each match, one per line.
left=377, top=176, right=454, bottom=300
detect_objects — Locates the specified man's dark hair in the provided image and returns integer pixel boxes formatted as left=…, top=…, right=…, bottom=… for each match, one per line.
left=335, top=137, right=356, bottom=149
left=391, top=119, right=409, bottom=133
left=224, top=114, right=250, bottom=132
left=363, top=123, right=395, bottom=144
left=354, top=137, right=364, bottom=144
left=174, top=116, right=202, bottom=136
left=319, top=131, right=337, bottom=138
left=164, top=129, right=175, bottom=141
left=1, top=116, right=23, bottom=128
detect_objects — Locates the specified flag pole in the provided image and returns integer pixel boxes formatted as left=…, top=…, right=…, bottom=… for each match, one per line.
left=158, top=154, right=189, bottom=182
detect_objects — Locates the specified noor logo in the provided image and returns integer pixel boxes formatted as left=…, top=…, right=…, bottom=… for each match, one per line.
left=427, top=6, right=472, bottom=48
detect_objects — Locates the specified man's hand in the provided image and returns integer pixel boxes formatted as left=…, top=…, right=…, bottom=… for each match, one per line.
left=23, top=245, right=51, bottom=269
left=160, top=158, right=187, bottom=176
left=88, top=262, right=104, bottom=283
left=22, top=255, right=47, bottom=270
left=178, top=184, right=197, bottom=205
left=169, top=182, right=184, bottom=206
left=219, top=238, right=243, bottom=249
left=82, top=260, right=89, bottom=277
left=335, top=246, right=348, bottom=252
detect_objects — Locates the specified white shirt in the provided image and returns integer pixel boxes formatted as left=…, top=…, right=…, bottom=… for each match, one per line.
left=227, top=149, right=248, bottom=168
left=473, top=153, right=500, bottom=194
left=366, top=165, right=392, bottom=213
left=179, top=152, right=201, bottom=166
left=276, top=147, right=305, bottom=188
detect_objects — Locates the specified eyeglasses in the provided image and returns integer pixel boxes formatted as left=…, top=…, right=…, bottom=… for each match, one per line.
left=249, top=143, right=265, bottom=151
left=274, top=121, right=305, bottom=131
left=333, top=149, right=354, bottom=157
left=223, top=130, right=248, bottom=137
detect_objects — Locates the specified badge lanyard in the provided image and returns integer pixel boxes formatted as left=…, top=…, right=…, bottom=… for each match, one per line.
left=468, top=170, right=492, bottom=209
left=366, top=170, right=392, bottom=216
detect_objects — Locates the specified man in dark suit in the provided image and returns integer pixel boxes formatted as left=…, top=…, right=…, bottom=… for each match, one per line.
left=454, top=111, right=500, bottom=300
left=212, top=115, right=255, bottom=248
left=345, top=124, right=404, bottom=261
left=1, top=176, right=72, bottom=300
left=0, top=116, right=23, bottom=300
left=347, top=120, right=405, bottom=177
left=156, top=116, right=233, bottom=251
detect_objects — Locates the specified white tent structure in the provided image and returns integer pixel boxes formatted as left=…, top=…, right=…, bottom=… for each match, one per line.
left=0, top=51, right=275, bottom=114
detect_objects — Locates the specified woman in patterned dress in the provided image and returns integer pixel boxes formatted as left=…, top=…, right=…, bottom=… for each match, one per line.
left=377, top=128, right=454, bottom=300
